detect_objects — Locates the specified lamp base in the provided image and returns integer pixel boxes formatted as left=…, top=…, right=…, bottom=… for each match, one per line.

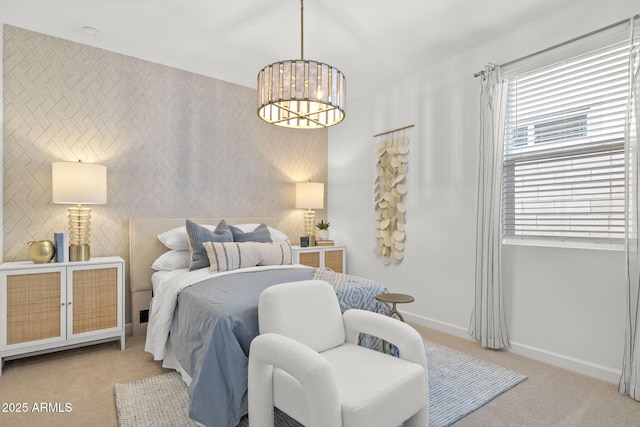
left=303, top=209, right=317, bottom=240
left=70, top=244, right=90, bottom=262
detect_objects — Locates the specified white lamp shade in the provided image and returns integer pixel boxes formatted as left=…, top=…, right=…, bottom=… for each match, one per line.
left=52, top=161, right=107, bottom=204
left=295, top=182, right=324, bottom=209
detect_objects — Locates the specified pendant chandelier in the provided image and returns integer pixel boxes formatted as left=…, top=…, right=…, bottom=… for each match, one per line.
left=257, top=0, right=346, bottom=129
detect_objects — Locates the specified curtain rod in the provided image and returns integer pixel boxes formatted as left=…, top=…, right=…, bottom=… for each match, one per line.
left=373, top=124, right=414, bottom=138
left=473, top=14, right=639, bottom=78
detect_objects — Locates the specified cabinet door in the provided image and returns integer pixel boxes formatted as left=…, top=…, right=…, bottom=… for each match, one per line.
left=68, top=264, right=121, bottom=338
left=1, top=268, right=66, bottom=349
left=299, top=251, right=321, bottom=268
left=324, top=249, right=344, bottom=273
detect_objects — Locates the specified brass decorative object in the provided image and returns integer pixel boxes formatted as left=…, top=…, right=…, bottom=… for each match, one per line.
left=27, top=240, right=56, bottom=264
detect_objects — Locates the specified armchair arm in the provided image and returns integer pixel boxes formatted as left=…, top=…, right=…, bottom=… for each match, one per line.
left=343, top=309, right=426, bottom=366
left=248, top=333, right=341, bottom=427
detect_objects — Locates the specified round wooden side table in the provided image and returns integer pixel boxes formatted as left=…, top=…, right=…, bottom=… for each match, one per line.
left=375, top=293, right=414, bottom=322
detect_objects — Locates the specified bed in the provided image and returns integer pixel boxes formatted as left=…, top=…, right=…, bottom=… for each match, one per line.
left=129, top=217, right=390, bottom=427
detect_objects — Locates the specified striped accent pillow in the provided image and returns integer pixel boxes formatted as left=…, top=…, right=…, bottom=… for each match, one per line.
left=258, top=240, right=293, bottom=266
left=203, top=241, right=293, bottom=273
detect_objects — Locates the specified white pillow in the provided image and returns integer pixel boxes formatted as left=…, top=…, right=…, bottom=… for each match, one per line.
left=232, top=223, right=289, bottom=242
left=151, top=250, right=190, bottom=271
left=157, top=224, right=215, bottom=250
left=157, top=222, right=289, bottom=249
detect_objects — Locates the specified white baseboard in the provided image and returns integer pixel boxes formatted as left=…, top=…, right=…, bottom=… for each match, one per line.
left=401, top=311, right=621, bottom=384
left=402, top=311, right=472, bottom=341
left=508, top=341, right=621, bottom=384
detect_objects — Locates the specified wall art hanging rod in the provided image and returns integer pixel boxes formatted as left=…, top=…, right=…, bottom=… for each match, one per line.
left=373, top=124, right=414, bottom=138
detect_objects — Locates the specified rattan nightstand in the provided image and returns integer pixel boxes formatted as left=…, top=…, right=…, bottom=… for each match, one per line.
left=292, top=245, right=346, bottom=273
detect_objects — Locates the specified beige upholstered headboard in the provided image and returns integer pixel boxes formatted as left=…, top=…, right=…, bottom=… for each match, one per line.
left=128, top=217, right=278, bottom=336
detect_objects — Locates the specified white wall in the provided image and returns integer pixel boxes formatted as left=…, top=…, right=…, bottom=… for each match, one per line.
left=1, top=23, right=3, bottom=262
left=328, top=0, right=637, bottom=382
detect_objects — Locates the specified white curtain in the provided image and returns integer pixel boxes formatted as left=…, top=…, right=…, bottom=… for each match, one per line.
left=468, top=66, right=510, bottom=350
left=620, top=32, right=640, bottom=400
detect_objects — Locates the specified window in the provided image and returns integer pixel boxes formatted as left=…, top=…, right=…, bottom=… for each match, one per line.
left=502, top=43, right=629, bottom=242
left=533, top=113, right=588, bottom=144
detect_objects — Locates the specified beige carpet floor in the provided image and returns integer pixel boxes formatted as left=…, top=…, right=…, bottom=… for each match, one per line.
left=0, top=325, right=639, bottom=426
left=0, top=336, right=170, bottom=426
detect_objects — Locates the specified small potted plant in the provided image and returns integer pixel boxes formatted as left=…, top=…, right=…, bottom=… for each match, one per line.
left=316, top=220, right=330, bottom=241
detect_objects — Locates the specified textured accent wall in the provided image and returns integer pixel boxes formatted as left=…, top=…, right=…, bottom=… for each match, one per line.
left=2, top=26, right=327, bottom=319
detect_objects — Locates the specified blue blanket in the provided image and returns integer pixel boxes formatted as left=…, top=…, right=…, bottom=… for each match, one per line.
left=170, top=267, right=389, bottom=427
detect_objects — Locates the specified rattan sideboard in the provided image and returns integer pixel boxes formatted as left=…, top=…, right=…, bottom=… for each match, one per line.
left=0, top=256, right=125, bottom=374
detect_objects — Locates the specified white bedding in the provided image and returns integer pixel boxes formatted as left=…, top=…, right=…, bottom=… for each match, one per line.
left=144, top=264, right=311, bottom=360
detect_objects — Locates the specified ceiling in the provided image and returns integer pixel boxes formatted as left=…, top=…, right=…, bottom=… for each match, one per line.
left=1, top=0, right=584, bottom=100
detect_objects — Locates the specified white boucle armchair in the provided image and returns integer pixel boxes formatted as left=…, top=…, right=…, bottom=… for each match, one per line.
left=248, top=280, right=428, bottom=427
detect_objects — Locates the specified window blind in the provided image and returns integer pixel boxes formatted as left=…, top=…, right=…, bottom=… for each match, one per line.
left=502, top=42, right=630, bottom=241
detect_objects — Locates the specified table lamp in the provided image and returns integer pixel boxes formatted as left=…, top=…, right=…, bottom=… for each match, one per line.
left=295, top=182, right=324, bottom=241
left=52, top=160, right=107, bottom=261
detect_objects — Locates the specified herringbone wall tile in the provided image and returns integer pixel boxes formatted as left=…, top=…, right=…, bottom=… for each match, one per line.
left=3, top=26, right=327, bottom=319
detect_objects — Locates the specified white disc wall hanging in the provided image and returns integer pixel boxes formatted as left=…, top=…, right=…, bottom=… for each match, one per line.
left=373, top=125, right=412, bottom=265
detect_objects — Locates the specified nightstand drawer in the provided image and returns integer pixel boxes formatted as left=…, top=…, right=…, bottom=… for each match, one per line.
left=299, top=252, right=321, bottom=268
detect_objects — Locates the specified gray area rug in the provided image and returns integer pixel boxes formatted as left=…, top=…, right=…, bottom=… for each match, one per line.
left=115, top=341, right=527, bottom=427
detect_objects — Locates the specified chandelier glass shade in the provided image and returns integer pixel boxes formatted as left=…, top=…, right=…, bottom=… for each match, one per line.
left=257, top=60, right=346, bottom=128
left=257, top=1, right=346, bottom=128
